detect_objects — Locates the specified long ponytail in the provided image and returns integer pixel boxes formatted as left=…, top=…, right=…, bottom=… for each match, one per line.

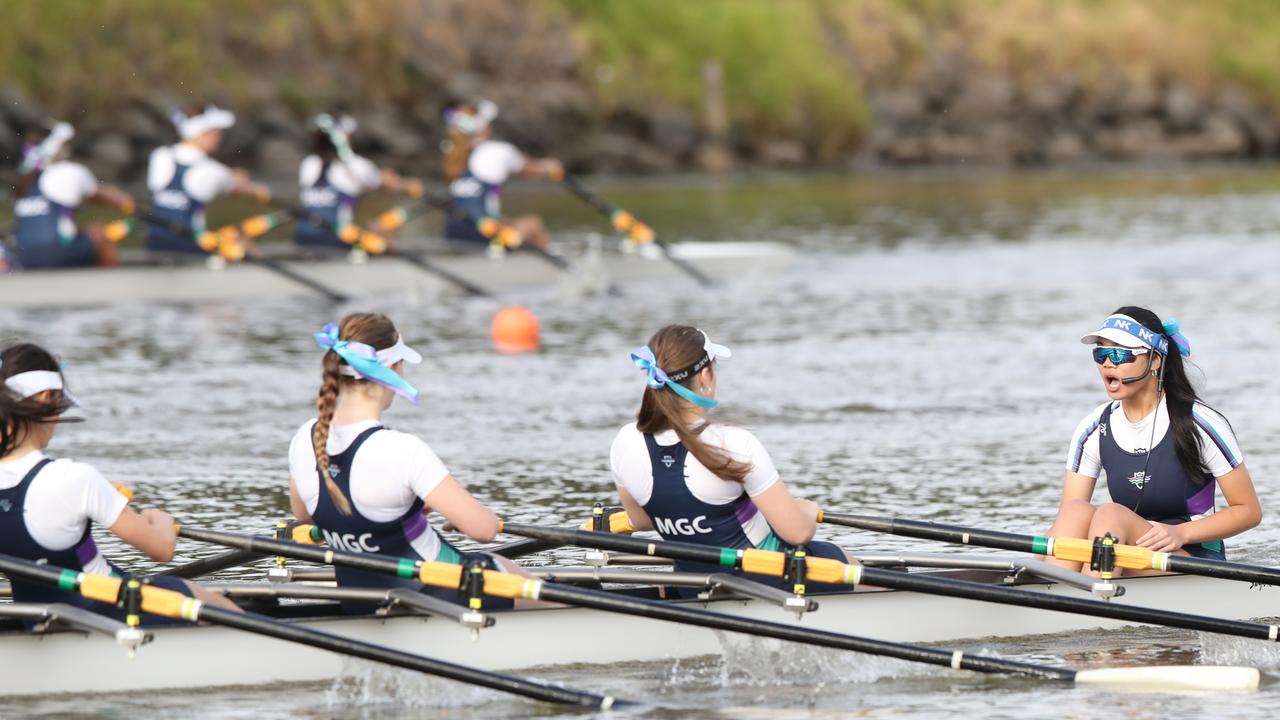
left=1114, top=306, right=1216, bottom=484
left=312, top=312, right=401, bottom=515
left=442, top=125, right=473, bottom=183
left=636, top=325, right=752, bottom=484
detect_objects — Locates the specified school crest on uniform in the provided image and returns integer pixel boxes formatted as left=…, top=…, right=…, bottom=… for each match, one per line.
left=328, top=463, right=341, bottom=479
left=0, top=499, right=11, bottom=513
left=1127, top=471, right=1150, bottom=489
left=661, top=455, right=675, bottom=468
left=1099, top=423, right=1107, bottom=436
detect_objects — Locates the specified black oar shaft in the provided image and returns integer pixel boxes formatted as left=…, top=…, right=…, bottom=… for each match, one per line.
left=0, top=550, right=623, bottom=709
left=528, top=580, right=1073, bottom=682
left=385, top=249, right=492, bottom=297
left=196, top=605, right=624, bottom=708
left=250, top=257, right=349, bottom=303
left=155, top=549, right=263, bottom=579
left=822, top=514, right=1034, bottom=553
left=823, top=513, right=1280, bottom=586
left=500, top=523, right=1280, bottom=643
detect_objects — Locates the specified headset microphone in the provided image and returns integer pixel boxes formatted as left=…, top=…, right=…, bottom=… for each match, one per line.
left=1119, top=354, right=1156, bottom=384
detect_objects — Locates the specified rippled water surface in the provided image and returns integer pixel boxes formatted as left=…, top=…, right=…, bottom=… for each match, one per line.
left=6, top=167, right=1280, bottom=718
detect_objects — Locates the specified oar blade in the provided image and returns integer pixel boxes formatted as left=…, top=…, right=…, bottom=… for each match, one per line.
left=1073, top=665, right=1260, bottom=692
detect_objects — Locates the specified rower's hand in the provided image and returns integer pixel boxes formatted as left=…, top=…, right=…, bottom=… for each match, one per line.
left=251, top=184, right=272, bottom=205
left=404, top=179, right=425, bottom=199
left=118, top=196, right=136, bottom=217
left=141, top=508, right=178, bottom=540
left=1136, top=521, right=1186, bottom=552
left=541, top=159, right=564, bottom=182
left=795, top=497, right=820, bottom=522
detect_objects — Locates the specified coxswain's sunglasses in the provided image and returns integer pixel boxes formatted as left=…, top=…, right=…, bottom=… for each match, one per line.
left=1092, top=346, right=1150, bottom=365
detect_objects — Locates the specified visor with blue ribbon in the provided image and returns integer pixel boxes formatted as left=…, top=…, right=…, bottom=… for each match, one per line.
left=314, top=323, right=421, bottom=403
left=630, top=330, right=730, bottom=409
left=1079, top=313, right=1190, bottom=357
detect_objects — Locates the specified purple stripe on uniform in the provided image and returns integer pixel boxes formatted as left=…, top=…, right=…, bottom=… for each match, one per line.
left=401, top=512, right=428, bottom=541
left=1193, top=414, right=1240, bottom=468
left=1186, top=481, right=1217, bottom=516
left=75, top=537, right=99, bottom=567
left=1071, top=416, right=1104, bottom=472
left=734, top=497, right=760, bottom=525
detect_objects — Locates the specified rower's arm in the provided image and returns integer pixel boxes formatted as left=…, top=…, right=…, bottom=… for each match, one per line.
left=423, top=474, right=499, bottom=542
left=228, top=168, right=272, bottom=204
left=752, top=480, right=817, bottom=545
left=616, top=486, right=654, bottom=532
left=1175, top=464, right=1262, bottom=544
left=87, top=184, right=135, bottom=214
left=109, top=506, right=177, bottom=562
left=288, top=476, right=314, bottom=524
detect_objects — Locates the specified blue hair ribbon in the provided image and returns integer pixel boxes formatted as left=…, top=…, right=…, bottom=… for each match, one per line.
left=314, top=323, right=419, bottom=403
left=1162, top=317, right=1191, bottom=357
left=631, top=345, right=716, bottom=409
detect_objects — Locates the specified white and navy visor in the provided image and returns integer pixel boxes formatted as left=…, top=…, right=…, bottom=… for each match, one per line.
left=1079, top=314, right=1169, bottom=355
left=4, top=370, right=79, bottom=406
left=664, top=330, right=732, bottom=383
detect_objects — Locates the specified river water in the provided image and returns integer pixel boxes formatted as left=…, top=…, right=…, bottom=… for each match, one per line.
left=5, top=167, right=1280, bottom=718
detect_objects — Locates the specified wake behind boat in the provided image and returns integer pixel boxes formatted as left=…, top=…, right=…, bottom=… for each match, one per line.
left=0, top=237, right=793, bottom=308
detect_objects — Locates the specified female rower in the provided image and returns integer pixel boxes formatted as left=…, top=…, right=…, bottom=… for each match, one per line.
left=287, top=313, right=527, bottom=612
left=441, top=99, right=562, bottom=251
left=1048, top=307, right=1261, bottom=574
left=146, top=105, right=270, bottom=254
left=0, top=342, right=237, bottom=618
left=295, top=113, right=421, bottom=250
left=11, top=121, right=134, bottom=270
left=610, top=325, right=853, bottom=596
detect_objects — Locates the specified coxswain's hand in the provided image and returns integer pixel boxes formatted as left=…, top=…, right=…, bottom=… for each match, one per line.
left=1135, top=521, right=1186, bottom=552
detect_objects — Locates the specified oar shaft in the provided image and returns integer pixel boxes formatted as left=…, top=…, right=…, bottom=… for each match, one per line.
left=250, top=257, right=349, bottom=303
left=195, top=604, right=623, bottom=707
left=822, top=513, right=1033, bottom=553
left=154, top=549, right=264, bottom=579
left=500, top=523, right=1280, bottom=643
left=385, top=249, right=492, bottom=297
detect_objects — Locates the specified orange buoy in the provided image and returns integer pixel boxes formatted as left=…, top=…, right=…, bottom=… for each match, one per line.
left=491, top=306, right=540, bottom=353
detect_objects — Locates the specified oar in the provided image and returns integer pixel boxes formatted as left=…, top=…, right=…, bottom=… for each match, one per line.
left=175, top=525, right=1260, bottom=691
left=138, top=211, right=350, bottom=303
left=498, top=523, right=1280, bottom=645
left=423, top=193, right=575, bottom=271
left=0, top=550, right=629, bottom=708
left=819, top=512, right=1280, bottom=587
left=154, top=548, right=263, bottom=580
left=560, top=174, right=713, bottom=287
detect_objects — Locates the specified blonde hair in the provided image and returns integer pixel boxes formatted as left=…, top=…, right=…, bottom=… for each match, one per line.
left=314, top=312, right=399, bottom=514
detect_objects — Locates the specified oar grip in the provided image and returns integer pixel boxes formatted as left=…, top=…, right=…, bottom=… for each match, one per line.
left=141, top=584, right=200, bottom=620
left=418, top=561, right=463, bottom=590
left=481, top=569, right=535, bottom=600
left=741, top=549, right=783, bottom=576
left=80, top=574, right=122, bottom=604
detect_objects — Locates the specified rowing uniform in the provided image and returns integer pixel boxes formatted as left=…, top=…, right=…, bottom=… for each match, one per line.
left=288, top=419, right=510, bottom=613
left=1066, top=398, right=1243, bottom=559
left=295, top=155, right=381, bottom=248
left=445, top=140, right=524, bottom=245
left=0, top=450, right=191, bottom=620
left=145, top=144, right=234, bottom=253
left=610, top=422, right=846, bottom=597
left=12, top=162, right=99, bottom=269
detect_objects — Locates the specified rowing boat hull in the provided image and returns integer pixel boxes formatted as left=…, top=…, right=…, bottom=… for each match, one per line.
left=1, top=572, right=1276, bottom=696
left=0, top=241, right=793, bottom=308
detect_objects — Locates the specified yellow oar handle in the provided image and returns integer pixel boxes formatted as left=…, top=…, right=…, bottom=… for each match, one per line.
left=290, top=524, right=325, bottom=545
left=1047, top=536, right=1167, bottom=571
left=113, top=482, right=135, bottom=502
left=102, top=219, right=135, bottom=243
left=577, top=512, right=636, bottom=535
left=79, top=574, right=202, bottom=621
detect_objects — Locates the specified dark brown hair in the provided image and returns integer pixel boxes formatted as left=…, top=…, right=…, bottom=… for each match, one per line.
left=441, top=103, right=478, bottom=182
left=314, top=312, right=400, bottom=514
left=636, top=325, right=751, bottom=484
left=0, top=343, right=76, bottom=458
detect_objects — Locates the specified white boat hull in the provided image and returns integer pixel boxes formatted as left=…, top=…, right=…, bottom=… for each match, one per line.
left=0, top=241, right=794, bottom=308
left=1, top=572, right=1277, bottom=696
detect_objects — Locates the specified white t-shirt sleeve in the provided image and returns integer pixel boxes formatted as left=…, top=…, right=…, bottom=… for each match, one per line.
left=348, top=156, right=382, bottom=192
left=288, top=419, right=320, bottom=513
left=1191, top=404, right=1245, bottom=477
left=1065, top=402, right=1111, bottom=478
left=185, top=158, right=234, bottom=203
left=39, top=162, right=99, bottom=207
left=146, top=147, right=173, bottom=192
left=716, top=427, right=781, bottom=497
left=610, top=423, right=652, bottom=504
left=391, top=431, right=450, bottom=500
left=468, top=141, right=524, bottom=185
left=25, top=460, right=127, bottom=550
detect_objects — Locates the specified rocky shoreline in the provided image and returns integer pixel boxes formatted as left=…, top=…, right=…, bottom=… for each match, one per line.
left=3, top=6, right=1280, bottom=183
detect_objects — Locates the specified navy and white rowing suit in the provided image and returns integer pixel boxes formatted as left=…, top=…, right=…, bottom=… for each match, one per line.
left=611, top=423, right=846, bottom=597
left=146, top=160, right=204, bottom=253
left=1068, top=398, right=1244, bottom=560
left=445, top=140, right=523, bottom=245
left=294, top=155, right=379, bottom=249
left=13, top=163, right=98, bottom=269
left=301, top=423, right=511, bottom=613
left=0, top=456, right=191, bottom=622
